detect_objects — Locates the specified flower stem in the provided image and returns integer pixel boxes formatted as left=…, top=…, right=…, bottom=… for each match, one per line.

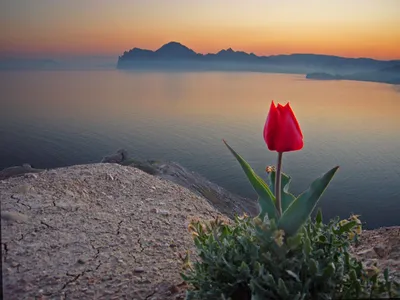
left=275, top=152, right=283, bottom=217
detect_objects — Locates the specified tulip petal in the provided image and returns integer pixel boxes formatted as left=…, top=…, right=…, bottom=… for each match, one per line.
left=286, top=103, right=303, bottom=138
left=278, top=103, right=303, bottom=152
left=263, top=101, right=279, bottom=151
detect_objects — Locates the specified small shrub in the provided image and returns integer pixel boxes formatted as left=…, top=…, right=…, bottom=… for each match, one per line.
left=181, top=212, right=399, bottom=299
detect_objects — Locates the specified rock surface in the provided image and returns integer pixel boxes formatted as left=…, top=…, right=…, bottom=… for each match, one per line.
left=104, top=148, right=259, bottom=218
left=122, top=159, right=259, bottom=219
left=0, top=164, right=44, bottom=180
left=101, top=149, right=129, bottom=164
left=351, top=226, right=400, bottom=282
left=0, top=149, right=259, bottom=219
left=1, top=163, right=399, bottom=299
left=1, top=163, right=224, bottom=299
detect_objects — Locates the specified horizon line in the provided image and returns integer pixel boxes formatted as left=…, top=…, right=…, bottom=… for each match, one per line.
left=2, top=41, right=400, bottom=62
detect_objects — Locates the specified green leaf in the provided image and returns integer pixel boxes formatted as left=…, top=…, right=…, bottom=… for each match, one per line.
left=323, top=262, right=336, bottom=278
left=384, top=268, right=389, bottom=282
left=286, top=270, right=300, bottom=282
left=262, top=274, right=277, bottom=287
left=286, top=233, right=302, bottom=250
left=303, top=235, right=312, bottom=256
left=316, top=208, right=323, bottom=224
left=292, top=294, right=301, bottom=300
left=278, top=278, right=289, bottom=297
left=314, top=249, right=324, bottom=257
left=238, top=261, right=251, bottom=277
left=338, top=220, right=358, bottom=233
left=251, top=293, right=265, bottom=300
left=278, top=166, right=339, bottom=236
left=250, top=280, right=270, bottom=300
left=223, top=140, right=278, bottom=221
left=309, top=259, right=319, bottom=274
left=269, top=170, right=296, bottom=212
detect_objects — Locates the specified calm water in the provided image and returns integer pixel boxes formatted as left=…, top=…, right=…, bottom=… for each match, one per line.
left=1, top=70, right=399, bottom=229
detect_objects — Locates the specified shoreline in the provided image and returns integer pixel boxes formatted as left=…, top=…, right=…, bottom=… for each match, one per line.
left=1, top=148, right=398, bottom=230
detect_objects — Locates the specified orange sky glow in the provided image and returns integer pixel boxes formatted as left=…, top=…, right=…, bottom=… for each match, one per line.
left=0, top=0, right=399, bottom=60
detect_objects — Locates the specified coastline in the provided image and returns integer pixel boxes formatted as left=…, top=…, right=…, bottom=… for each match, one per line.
left=305, top=71, right=400, bottom=85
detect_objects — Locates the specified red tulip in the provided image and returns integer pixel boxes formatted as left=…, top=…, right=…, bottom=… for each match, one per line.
left=263, top=101, right=303, bottom=152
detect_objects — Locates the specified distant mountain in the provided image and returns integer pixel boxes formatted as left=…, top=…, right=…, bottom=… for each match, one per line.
left=306, top=64, right=400, bottom=84
left=120, top=42, right=201, bottom=61
left=117, top=42, right=400, bottom=80
left=379, top=65, right=400, bottom=73
left=155, top=42, right=200, bottom=59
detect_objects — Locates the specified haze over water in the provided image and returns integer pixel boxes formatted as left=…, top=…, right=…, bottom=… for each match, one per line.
left=1, top=70, right=399, bottom=229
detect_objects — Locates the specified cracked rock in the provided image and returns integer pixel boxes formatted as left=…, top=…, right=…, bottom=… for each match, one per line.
left=0, top=163, right=223, bottom=299
left=134, top=267, right=145, bottom=273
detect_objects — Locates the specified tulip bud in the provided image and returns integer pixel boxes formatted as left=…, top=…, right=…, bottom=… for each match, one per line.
left=263, top=101, right=304, bottom=152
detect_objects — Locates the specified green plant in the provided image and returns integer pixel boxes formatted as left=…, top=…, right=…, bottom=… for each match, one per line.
left=182, top=212, right=399, bottom=299
left=181, top=100, right=399, bottom=299
left=224, top=140, right=338, bottom=237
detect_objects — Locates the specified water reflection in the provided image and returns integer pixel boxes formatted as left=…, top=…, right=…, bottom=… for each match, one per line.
left=0, top=70, right=399, bottom=228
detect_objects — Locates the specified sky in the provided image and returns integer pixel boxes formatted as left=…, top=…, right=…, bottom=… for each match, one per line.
left=0, top=0, right=399, bottom=60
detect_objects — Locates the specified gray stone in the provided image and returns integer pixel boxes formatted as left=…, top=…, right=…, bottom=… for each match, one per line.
left=0, top=163, right=44, bottom=180
left=356, top=247, right=375, bottom=258
left=101, top=149, right=128, bottom=164
left=374, top=244, right=387, bottom=258
left=24, top=173, right=38, bottom=179
left=1, top=211, right=29, bottom=222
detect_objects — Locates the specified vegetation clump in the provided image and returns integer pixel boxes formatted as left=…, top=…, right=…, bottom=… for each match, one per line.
left=182, top=212, right=399, bottom=299
left=181, top=101, right=399, bottom=299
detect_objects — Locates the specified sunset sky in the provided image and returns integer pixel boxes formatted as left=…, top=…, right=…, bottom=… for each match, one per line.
left=1, top=0, right=399, bottom=60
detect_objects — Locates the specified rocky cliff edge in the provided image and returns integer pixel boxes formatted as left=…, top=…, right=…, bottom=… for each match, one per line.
left=1, top=163, right=399, bottom=299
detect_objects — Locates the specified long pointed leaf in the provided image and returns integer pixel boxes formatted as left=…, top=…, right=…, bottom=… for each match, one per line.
left=278, top=166, right=339, bottom=236
left=269, top=170, right=296, bottom=212
left=223, top=140, right=278, bottom=221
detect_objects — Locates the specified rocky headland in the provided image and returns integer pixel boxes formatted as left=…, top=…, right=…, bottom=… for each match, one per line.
left=1, top=150, right=399, bottom=299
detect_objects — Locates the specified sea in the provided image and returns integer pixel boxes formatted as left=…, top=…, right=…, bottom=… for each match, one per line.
left=1, top=70, right=399, bottom=229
